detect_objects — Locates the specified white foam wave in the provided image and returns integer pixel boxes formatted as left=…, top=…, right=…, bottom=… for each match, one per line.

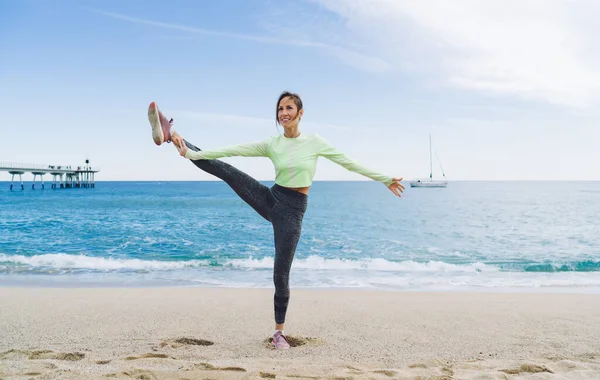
left=0, top=254, right=498, bottom=273
left=0, top=254, right=209, bottom=271
left=225, top=255, right=497, bottom=273
left=1, top=255, right=600, bottom=292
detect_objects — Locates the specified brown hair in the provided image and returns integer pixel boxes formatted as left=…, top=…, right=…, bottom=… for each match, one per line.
left=275, top=91, right=303, bottom=125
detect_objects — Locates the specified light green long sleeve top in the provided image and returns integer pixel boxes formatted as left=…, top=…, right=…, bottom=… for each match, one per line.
left=184, top=133, right=394, bottom=188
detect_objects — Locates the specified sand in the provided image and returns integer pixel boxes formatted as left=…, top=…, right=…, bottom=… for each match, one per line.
left=1, top=287, right=599, bottom=379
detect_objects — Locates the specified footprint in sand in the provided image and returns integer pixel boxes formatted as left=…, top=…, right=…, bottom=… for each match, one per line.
left=499, top=363, right=554, bottom=375
left=193, top=362, right=247, bottom=372
left=157, top=337, right=214, bottom=349
left=124, top=353, right=171, bottom=361
left=372, top=369, right=397, bottom=377
left=122, top=368, right=158, bottom=380
left=0, top=349, right=25, bottom=359
left=340, top=365, right=398, bottom=378
left=0, top=349, right=85, bottom=361
left=402, top=361, right=456, bottom=380
left=264, top=335, right=326, bottom=349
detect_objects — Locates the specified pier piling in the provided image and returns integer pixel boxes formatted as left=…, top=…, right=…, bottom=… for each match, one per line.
left=32, top=172, right=46, bottom=189
left=9, top=171, right=24, bottom=191
left=2, top=162, right=99, bottom=190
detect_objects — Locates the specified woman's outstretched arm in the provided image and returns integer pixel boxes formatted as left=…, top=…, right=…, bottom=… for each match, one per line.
left=316, top=134, right=404, bottom=197
left=172, top=132, right=270, bottom=160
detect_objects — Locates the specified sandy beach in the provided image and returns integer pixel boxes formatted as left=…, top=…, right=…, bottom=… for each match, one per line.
left=1, top=287, right=599, bottom=379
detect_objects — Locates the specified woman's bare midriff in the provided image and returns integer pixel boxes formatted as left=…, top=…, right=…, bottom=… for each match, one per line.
left=286, top=186, right=310, bottom=195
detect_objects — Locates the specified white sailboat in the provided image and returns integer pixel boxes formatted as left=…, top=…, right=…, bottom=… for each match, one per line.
left=410, top=134, right=448, bottom=188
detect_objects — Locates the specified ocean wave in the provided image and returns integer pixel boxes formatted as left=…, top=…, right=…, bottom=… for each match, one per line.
left=0, top=253, right=209, bottom=271
left=523, top=260, right=600, bottom=272
left=224, top=256, right=497, bottom=272
left=1, top=253, right=598, bottom=274
left=0, top=253, right=497, bottom=273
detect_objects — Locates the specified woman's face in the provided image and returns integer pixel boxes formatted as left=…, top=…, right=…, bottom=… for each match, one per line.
left=278, top=97, right=303, bottom=128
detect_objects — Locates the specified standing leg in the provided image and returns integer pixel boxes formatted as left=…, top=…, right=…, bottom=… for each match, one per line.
left=271, top=202, right=306, bottom=331
left=184, top=140, right=274, bottom=222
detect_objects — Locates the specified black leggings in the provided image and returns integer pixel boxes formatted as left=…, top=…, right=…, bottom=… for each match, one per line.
left=185, top=140, right=307, bottom=324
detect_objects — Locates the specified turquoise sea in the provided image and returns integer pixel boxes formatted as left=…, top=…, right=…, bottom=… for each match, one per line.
left=1, top=181, right=599, bottom=292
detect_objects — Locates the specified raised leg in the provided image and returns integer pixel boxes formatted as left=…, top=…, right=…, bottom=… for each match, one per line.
left=184, top=140, right=274, bottom=222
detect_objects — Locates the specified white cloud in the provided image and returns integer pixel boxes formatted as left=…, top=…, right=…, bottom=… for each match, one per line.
left=311, top=0, right=600, bottom=107
left=88, top=8, right=392, bottom=74
left=87, top=8, right=326, bottom=47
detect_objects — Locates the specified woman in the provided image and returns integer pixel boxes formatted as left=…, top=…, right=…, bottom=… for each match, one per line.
left=147, top=91, right=404, bottom=349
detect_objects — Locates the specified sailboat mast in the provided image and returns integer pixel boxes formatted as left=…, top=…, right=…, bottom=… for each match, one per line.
left=429, top=134, right=433, bottom=180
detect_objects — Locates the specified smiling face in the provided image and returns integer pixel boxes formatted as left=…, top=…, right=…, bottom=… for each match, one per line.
left=277, top=96, right=304, bottom=128
left=276, top=92, right=304, bottom=131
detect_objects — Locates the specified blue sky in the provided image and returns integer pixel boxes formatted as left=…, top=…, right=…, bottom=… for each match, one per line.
left=1, top=0, right=599, bottom=181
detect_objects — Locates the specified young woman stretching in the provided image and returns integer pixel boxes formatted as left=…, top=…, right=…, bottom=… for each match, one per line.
left=147, top=91, right=404, bottom=349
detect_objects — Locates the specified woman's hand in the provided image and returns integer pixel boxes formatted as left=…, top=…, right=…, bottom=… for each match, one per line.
left=388, top=177, right=405, bottom=197
left=171, top=132, right=187, bottom=157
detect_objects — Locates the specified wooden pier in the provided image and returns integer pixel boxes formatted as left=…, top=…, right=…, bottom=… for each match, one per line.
left=0, top=160, right=99, bottom=190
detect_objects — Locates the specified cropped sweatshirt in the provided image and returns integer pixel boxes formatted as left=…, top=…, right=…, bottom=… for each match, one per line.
left=184, top=133, right=394, bottom=188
